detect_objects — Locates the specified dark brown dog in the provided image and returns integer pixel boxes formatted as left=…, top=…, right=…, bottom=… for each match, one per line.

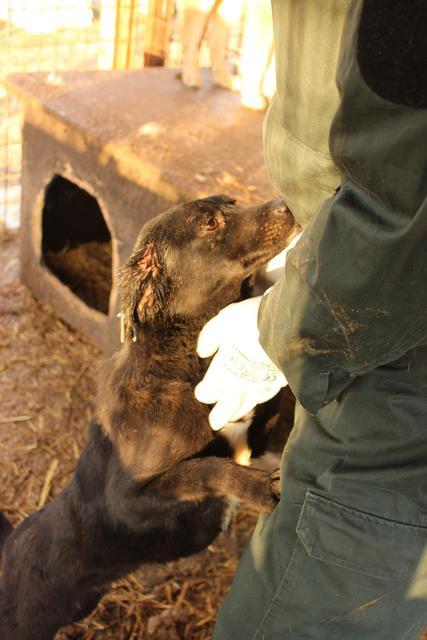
left=0, top=195, right=298, bottom=640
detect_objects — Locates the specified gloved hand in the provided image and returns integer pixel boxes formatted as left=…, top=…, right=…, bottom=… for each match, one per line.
left=195, top=296, right=288, bottom=430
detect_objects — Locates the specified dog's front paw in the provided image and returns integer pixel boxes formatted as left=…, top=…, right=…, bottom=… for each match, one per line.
left=259, top=469, right=281, bottom=513
left=269, top=468, right=281, bottom=504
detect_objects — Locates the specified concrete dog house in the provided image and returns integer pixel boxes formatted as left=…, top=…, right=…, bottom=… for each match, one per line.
left=8, top=69, right=275, bottom=351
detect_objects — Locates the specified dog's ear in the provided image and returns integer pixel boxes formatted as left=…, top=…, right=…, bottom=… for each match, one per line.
left=135, top=241, right=160, bottom=321
left=120, top=240, right=169, bottom=337
left=199, top=194, right=236, bottom=207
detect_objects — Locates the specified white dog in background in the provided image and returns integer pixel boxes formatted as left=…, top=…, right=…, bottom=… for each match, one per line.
left=176, top=0, right=275, bottom=111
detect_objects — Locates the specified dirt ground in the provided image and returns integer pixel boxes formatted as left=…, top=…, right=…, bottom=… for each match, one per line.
left=0, top=230, right=258, bottom=640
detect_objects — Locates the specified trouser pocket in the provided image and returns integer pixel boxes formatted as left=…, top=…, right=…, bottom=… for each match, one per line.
left=255, top=491, right=427, bottom=640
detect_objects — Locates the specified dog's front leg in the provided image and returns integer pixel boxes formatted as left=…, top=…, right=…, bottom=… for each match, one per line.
left=146, top=458, right=280, bottom=512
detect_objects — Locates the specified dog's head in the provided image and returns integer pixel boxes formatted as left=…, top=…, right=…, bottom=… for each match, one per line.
left=119, top=195, right=298, bottom=337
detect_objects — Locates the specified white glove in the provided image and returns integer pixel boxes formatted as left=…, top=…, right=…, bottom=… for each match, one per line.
left=195, top=296, right=288, bottom=430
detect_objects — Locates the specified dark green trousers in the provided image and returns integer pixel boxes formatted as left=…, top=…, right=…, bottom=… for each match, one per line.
left=214, top=347, right=427, bottom=638
left=214, top=1, right=427, bottom=637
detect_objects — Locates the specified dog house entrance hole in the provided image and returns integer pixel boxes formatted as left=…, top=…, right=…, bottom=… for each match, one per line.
left=42, top=175, right=112, bottom=314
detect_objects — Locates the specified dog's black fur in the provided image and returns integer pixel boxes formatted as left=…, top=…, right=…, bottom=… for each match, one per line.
left=0, top=195, right=298, bottom=640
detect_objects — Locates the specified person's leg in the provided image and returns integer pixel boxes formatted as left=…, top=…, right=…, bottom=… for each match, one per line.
left=214, top=346, right=427, bottom=639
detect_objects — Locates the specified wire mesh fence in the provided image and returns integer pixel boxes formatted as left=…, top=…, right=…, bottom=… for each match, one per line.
left=0, top=1, right=113, bottom=229
left=0, top=0, right=249, bottom=230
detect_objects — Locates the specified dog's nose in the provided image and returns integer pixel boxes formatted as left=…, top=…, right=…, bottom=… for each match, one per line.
left=263, top=199, right=290, bottom=215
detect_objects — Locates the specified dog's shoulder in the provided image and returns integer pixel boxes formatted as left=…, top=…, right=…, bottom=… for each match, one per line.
left=97, top=365, right=213, bottom=483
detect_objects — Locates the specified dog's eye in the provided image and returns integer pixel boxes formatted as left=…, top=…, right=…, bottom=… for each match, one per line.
left=205, top=216, right=219, bottom=231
